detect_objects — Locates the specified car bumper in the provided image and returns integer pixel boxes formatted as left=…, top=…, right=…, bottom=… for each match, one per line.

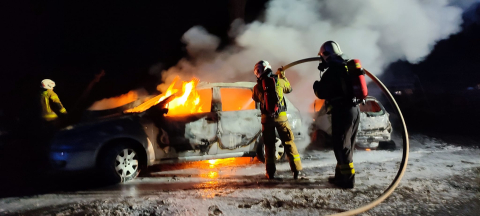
left=50, top=150, right=96, bottom=171
left=355, top=130, right=391, bottom=149
left=293, top=131, right=305, bottom=140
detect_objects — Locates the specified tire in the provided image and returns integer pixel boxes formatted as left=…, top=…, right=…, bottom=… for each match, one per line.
left=256, top=137, right=285, bottom=163
left=99, top=144, right=142, bottom=184
left=378, top=140, right=397, bottom=150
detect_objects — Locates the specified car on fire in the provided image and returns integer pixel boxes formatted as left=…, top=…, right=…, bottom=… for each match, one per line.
left=49, top=82, right=304, bottom=183
left=310, top=96, right=393, bottom=149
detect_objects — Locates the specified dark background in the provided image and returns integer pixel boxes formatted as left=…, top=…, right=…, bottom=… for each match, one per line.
left=1, top=0, right=479, bottom=135
left=373, top=2, right=480, bottom=136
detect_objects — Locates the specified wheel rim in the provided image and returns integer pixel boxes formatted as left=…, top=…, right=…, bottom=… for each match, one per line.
left=115, top=148, right=139, bottom=178
left=263, top=138, right=285, bottom=161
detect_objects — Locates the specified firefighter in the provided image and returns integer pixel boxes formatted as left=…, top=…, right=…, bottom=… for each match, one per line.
left=313, top=41, right=361, bottom=188
left=40, top=79, right=67, bottom=123
left=252, top=60, right=303, bottom=179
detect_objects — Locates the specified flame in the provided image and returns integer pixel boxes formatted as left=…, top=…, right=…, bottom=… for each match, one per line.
left=165, top=77, right=203, bottom=116
left=124, top=76, right=205, bottom=115
left=89, top=90, right=141, bottom=110
left=156, top=76, right=179, bottom=104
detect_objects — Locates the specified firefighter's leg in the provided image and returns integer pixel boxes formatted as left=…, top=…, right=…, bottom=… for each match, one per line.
left=349, top=106, right=361, bottom=161
left=330, top=106, right=357, bottom=188
left=276, top=120, right=302, bottom=173
left=262, top=122, right=277, bottom=178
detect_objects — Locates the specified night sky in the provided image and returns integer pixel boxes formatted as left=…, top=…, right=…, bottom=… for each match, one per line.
left=1, top=0, right=479, bottom=128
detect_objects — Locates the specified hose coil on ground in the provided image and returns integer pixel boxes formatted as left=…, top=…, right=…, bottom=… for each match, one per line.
left=283, top=57, right=409, bottom=216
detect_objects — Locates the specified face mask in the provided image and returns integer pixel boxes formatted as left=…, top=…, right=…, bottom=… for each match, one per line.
left=318, top=62, right=327, bottom=71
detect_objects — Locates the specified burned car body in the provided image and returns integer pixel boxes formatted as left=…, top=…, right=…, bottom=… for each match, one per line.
left=49, top=82, right=303, bottom=182
left=311, top=96, right=392, bottom=149
left=356, top=97, right=393, bottom=148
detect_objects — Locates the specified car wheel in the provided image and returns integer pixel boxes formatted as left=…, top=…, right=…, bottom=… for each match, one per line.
left=99, top=144, right=141, bottom=184
left=256, top=137, right=285, bottom=163
left=378, top=140, right=396, bottom=150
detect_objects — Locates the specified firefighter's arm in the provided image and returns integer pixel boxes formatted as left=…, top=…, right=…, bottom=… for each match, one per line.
left=313, top=71, right=332, bottom=99
left=276, top=68, right=292, bottom=94
left=50, top=92, right=67, bottom=114
left=252, top=85, right=259, bottom=102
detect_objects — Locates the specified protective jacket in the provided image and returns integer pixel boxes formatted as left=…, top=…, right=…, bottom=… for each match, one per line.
left=40, top=89, right=67, bottom=121
left=313, top=61, right=355, bottom=107
left=252, top=76, right=291, bottom=123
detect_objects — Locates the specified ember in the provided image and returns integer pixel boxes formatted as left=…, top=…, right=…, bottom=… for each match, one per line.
left=124, top=76, right=206, bottom=115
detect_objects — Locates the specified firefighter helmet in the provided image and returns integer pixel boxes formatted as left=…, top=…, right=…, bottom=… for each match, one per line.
left=254, top=60, right=272, bottom=78
left=41, top=79, right=56, bottom=90
left=318, top=41, right=343, bottom=63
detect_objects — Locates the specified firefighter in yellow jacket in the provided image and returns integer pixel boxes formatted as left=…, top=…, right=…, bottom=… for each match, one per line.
left=40, top=79, right=67, bottom=122
left=252, top=60, right=303, bottom=179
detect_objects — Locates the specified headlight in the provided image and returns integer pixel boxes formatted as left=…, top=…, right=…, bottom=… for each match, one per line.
left=291, top=118, right=301, bottom=129
left=291, top=119, right=297, bottom=129
left=51, top=151, right=69, bottom=160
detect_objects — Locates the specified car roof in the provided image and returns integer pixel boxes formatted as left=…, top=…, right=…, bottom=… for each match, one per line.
left=197, top=81, right=256, bottom=89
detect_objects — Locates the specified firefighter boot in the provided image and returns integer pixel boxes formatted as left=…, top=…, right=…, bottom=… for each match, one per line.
left=328, top=165, right=341, bottom=183
left=266, top=162, right=276, bottom=179
left=328, top=163, right=355, bottom=188
left=266, top=172, right=275, bottom=179
left=329, top=174, right=355, bottom=189
left=293, top=171, right=307, bottom=180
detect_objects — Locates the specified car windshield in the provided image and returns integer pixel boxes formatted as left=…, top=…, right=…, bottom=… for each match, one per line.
left=359, top=100, right=385, bottom=116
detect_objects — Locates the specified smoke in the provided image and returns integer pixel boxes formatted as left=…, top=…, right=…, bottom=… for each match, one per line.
left=160, top=0, right=476, bottom=114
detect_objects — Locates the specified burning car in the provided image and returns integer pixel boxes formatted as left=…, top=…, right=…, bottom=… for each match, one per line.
left=49, top=79, right=304, bottom=183
left=310, top=96, right=393, bottom=149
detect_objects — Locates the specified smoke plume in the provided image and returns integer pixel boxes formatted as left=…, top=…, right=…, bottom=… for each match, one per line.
left=160, top=0, right=478, bottom=113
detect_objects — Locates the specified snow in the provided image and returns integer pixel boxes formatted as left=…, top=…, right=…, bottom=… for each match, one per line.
left=0, top=134, right=479, bottom=215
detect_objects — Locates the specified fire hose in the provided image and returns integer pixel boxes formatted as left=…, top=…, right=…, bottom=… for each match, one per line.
left=283, top=57, right=409, bottom=216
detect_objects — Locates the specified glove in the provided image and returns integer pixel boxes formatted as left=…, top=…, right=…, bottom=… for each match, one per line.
left=276, top=67, right=285, bottom=79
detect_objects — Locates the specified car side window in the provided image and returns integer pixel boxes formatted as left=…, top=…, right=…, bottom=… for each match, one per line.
left=164, top=88, right=212, bottom=115
left=220, top=88, right=255, bottom=111
left=197, top=88, right=212, bottom=113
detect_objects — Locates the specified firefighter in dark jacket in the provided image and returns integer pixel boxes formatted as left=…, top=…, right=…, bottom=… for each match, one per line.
left=313, top=41, right=361, bottom=188
left=252, top=60, right=303, bottom=179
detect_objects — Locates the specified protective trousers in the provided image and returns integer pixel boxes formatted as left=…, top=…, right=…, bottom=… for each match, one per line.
left=262, top=120, right=302, bottom=175
left=331, top=105, right=360, bottom=178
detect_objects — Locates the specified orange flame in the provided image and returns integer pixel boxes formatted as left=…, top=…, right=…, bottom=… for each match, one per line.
left=124, top=76, right=204, bottom=115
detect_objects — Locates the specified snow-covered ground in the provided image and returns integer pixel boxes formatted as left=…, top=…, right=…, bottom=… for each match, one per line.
left=0, top=134, right=479, bottom=216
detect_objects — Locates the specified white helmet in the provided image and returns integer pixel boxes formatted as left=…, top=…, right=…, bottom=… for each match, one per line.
left=41, top=79, right=56, bottom=90
left=318, top=41, right=343, bottom=63
left=254, top=60, right=272, bottom=78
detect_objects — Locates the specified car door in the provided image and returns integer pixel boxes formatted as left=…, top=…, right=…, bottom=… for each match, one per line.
left=155, top=87, right=218, bottom=159
left=216, top=87, right=261, bottom=151
left=183, top=87, right=218, bottom=152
